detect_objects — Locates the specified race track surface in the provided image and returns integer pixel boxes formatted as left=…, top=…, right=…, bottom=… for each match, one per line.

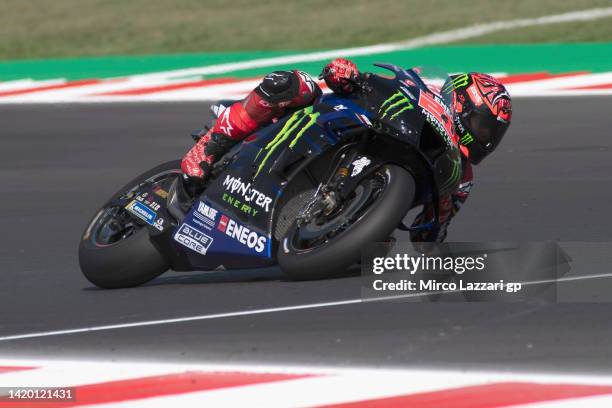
left=1, top=98, right=612, bottom=373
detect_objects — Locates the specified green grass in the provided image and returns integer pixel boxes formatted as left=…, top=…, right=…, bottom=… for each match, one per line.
left=459, top=17, right=612, bottom=44
left=2, top=43, right=612, bottom=81
left=0, top=0, right=611, bottom=60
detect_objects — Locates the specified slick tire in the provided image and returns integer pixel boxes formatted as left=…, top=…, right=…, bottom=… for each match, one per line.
left=278, top=164, right=415, bottom=280
left=78, top=161, right=180, bottom=289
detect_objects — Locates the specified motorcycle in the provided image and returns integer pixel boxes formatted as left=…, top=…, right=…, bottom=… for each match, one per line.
left=79, top=64, right=462, bottom=288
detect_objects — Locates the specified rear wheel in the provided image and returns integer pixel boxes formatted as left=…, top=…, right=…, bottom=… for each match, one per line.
left=78, top=161, right=181, bottom=289
left=278, top=164, right=415, bottom=280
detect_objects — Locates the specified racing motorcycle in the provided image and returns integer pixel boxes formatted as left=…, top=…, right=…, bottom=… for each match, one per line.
left=79, top=64, right=462, bottom=288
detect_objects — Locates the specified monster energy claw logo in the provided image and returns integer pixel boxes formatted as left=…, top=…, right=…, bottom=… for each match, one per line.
left=254, top=106, right=320, bottom=178
left=460, top=132, right=474, bottom=145
left=441, top=156, right=462, bottom=191
left=443, top=74, right=469, bottom=93
left=379, top=91, right=414, bottom=120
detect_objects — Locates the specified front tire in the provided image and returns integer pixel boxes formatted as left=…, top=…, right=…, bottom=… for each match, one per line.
left=278, top=164, right=415, bottom=280
left=79, top=161, right=180, bottom=289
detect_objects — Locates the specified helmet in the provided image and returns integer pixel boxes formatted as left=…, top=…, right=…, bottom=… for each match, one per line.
left=442, top=73, right=512, bottom=165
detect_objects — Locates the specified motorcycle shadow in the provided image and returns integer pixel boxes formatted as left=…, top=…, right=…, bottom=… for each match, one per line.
left=83, top=265, right=361, bottom=289
left=149, top=267, right=284, bottom=285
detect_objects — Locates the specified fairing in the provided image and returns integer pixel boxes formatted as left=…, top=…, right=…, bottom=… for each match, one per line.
left=143, top=64, right=464, bottom=270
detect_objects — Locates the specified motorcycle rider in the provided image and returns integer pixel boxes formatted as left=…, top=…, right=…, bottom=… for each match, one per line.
left=181, top=58, right=512, bottom=243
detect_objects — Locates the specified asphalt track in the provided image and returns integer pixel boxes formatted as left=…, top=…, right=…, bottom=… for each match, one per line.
left=1, top=97, right=612, bottom=373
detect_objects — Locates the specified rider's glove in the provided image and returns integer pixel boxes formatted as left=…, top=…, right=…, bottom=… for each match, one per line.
left=409, top=210, right=450, bottom=254
left=319, top=58, right=359, bottom=94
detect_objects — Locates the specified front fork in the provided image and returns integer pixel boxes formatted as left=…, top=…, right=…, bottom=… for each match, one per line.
left=298, top=144, right=380, bottom=225
left=331, top=148, right=446, bottom=236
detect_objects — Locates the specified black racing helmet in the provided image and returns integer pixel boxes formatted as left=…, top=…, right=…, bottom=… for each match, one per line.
left=442, top=73, right=512, bottom=165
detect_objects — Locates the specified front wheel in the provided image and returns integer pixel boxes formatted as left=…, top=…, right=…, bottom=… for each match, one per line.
left=278, top=164, right=415, bottom=280
left=78, top=161, right=181, bottom=289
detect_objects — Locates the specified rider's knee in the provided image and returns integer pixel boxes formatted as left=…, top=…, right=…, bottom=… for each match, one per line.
left=256, top=71, right=301, bottom=104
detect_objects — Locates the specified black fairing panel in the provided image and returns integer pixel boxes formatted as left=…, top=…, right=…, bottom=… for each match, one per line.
left=201, top=100, right=366, bottom=238
left=163, top=63, right=463, bottom=271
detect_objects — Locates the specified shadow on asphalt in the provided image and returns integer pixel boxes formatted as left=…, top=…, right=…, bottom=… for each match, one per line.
left=81, top=265, right=361, bottom=290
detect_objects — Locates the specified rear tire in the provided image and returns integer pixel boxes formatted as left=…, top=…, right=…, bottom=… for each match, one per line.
left=79, top=229, right=169, bottom=289
left=278, top=164, right=415, bottom=280
left=78, top=161, right=180, bottom=289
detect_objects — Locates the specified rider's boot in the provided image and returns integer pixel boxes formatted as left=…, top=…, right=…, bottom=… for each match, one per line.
left=181, top=129, right=239, bottom=195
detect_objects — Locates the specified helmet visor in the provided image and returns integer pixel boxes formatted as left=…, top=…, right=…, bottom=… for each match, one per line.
left=467, top=108, right=509, bottom=148
left=464, top=108, right=509, bottom=164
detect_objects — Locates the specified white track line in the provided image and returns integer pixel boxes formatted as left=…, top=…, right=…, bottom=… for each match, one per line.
left=126, top=7, right=612, bottom=82
left=1, top=74, right=610, bottom=104
left=0, top=78, right=263, bottom=103
left=1, top=272, right=611, bottom=342
left=508, top=72, right=612, bottom=93
left=0, top=299, right=362, bottom=342
left=4, top=359, right=612, bottom=385
left=0, top=79, right=65, bottom=92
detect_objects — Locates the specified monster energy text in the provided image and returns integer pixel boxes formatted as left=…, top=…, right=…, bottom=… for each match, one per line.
left=222, top=175, right=272, bottom=212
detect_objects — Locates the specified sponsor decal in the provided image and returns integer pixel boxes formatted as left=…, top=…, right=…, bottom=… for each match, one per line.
left=152, top=218, right=164, bottom=232
left=174, top=223, right=213, bottom=255
left=418, top=91, right=454, bottom=147
left=297, top=71, right=316, bottom=94
left=218, top=215, right=267, bottom=253
left=133, top=192, right=161, bottom=211
left=222, top=193, right=260, bottom=217
left=125, top=199, right=164, bottom=231
left=460, top=132, right=475, bottom=145
left=217, top=214, right=229, bottom=233
left=379, top=90, right=414, bottom=120
left=440, top=156, right=462, bottom=192
left=333, top=104, right=348, bottom=111
left=467, top=84, right=484, bottom=106
left=126, top=200, right=156, bottom=225
left=351, top=157, right=372, bottom=177
left=257, top=99, right=273, bottom=108
left=190, top=217, right=206, bottom=229
left=197, top=202, right=218, bottom=220
left=222, top=175, right=272, bottom=213
left=357, top=114, right=372, bottom=126
left=152, top=186, right=168, bottom=199
left=454, top=113, right=466, bottom=133
left=442, top=74, right=470, bottom=94
left=254, top=106, right=320, bottom=178
left=193, top=201, right=218, bottom=229
left=211, top=103, right=227, bottom=117
left=217, top=107, right=233, bottom=135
